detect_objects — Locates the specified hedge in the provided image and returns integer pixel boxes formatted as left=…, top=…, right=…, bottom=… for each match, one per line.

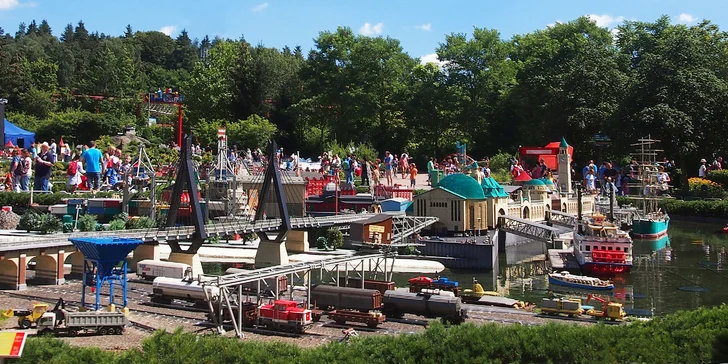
left=618, top=196, right=728, bottom=219
left=12, top=304, right=728, bottom=363
left=0, top=192, right=119, bottom=208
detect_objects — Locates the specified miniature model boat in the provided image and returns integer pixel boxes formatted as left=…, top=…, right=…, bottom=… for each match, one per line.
left=548, top=271, right=614, bottom=291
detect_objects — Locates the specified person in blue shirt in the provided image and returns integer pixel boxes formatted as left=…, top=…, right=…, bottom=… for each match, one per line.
left=81, top=141, right=104, bottom=193
left=384, top=151, right=394, bottom=186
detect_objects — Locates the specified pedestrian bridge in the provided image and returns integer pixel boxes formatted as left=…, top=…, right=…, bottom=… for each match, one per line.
left=497, top=215, right=562, bottom=242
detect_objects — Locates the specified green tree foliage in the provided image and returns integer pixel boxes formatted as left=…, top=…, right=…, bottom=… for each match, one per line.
left=1, top=16, right=728, bottom=175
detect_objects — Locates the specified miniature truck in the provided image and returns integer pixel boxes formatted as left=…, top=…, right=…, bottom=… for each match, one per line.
left=4, top=302, right=50, bottom=329
left=37, top=309, right=127, bottom=336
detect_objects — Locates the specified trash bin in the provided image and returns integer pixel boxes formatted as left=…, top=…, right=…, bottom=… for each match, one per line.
left=429, top=170, right=444, bottom=187
left=62, top=215, right=73, bottom=225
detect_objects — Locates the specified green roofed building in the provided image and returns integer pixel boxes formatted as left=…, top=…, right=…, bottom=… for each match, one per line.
left=412, top=173, right=513, bottom=233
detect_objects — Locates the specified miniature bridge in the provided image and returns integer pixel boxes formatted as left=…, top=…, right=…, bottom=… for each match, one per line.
left=547, top=210, right=577, bottom=227
left=497, top=215, right=561, bottom=242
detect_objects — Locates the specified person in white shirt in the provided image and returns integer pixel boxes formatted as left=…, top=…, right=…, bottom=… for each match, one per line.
left=699, top=159, right=708, bottom=177
left=49, top=139, right=58, bottom=156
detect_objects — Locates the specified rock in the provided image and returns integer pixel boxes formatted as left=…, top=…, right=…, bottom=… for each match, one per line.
left=0, top=210, right=21, bottom=229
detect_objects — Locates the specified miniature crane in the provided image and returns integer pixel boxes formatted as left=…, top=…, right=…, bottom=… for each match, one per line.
left=585, top=294, right=626, bottom=320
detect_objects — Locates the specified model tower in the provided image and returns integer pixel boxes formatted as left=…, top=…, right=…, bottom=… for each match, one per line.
left=557, top=137, right=572, bottom=194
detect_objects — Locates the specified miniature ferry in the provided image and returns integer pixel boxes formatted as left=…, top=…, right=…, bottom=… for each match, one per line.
left=573, top=214, right=633, bottom=275
left=548, top=271, right=614, bottom=291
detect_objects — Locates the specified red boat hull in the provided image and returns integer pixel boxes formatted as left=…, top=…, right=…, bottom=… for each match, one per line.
left=582, top=263, right=632, bottom=276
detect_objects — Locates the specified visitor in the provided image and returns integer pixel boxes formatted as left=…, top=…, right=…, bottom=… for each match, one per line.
left=585, top=169, right=597, bottom=194
left=426, top=157, right=435, bottom=185
left=81, top=141, right=103, bottom=193
left=49, top=138, right=57, bottom=156
left=14, top=149, right=31, bottom=192
left=33, top=142, right=55, bottom=192
left=67, top=155, right=85, bottom=193
left=360, top=158, right=370, bottom=187
left=699, top=159, right=708, bottom=177
left=410, top=163, right=418, bottom=188
left=342, top=154, right=353, bottom=185
left=372, top=159, right=381, bottom=187
left=384, top=151, right=394, bottom=186
left=400, top=152, right=409, bottom=179
left=713, top=157, right=723, bottom=171
left=9, top=149, right=21, bottom=191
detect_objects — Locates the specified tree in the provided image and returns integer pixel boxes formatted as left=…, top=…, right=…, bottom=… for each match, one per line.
left=325, top=228, right=343, bottom=250
left=617, top=20, right=728, bottom=182
left=182, top=39, right=240, bottom=123
left=436, top=27, right=517, bottom=156
left=507, top=17, right=627, bottom=155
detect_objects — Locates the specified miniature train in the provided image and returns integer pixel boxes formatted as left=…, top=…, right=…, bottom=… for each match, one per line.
left=207, top=299, right=314, bottom=334
left=310, top=285, right=467, bottom=326
left=540, top=296, right=626, bottom=321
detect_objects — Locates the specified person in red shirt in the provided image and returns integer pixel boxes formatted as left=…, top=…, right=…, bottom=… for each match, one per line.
left=409, top=163, right=418, bottom=188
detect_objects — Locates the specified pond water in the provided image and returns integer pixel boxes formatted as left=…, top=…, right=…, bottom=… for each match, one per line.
left=389, top=220, right=728, bottom=316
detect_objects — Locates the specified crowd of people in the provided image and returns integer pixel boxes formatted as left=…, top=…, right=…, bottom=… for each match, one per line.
left=3, top=139, right=137, bottom=193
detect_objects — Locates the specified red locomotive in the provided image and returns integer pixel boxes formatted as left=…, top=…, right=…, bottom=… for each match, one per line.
left=257, top=300, right=313, bottom=333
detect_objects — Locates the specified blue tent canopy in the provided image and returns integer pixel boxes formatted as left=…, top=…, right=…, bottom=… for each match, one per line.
left=4, top=119, right=35, bottom=148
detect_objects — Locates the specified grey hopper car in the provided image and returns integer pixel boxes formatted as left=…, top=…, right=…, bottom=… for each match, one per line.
left=382, top=290, right=467, bottom=324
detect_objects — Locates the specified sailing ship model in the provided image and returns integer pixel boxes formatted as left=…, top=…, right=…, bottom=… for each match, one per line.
left=629, top=136, right=670, bottom=239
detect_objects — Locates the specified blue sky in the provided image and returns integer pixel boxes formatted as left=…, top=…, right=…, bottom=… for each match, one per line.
left=0, top=0, right=723, bottom=63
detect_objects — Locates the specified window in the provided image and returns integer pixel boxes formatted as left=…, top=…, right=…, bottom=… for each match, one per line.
left=624, top=248, right=629, bottom=253
left=585, top=245, right=590, bottom=251
left=608, top=247, right=612, bottom=251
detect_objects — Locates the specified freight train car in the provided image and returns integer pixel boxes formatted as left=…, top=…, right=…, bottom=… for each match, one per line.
left=224, top=269, right=289, bottom=296
left=382, top=290, right=467, bottom=324
left=137, top=260, right=191, bottom=281
left=337, top=277, right=395, bottom=294
left=409, top=277, right=461, bottom=296
left=310, top=285, right=386, bottom=327
left=151, top=277, right=220, bottom=306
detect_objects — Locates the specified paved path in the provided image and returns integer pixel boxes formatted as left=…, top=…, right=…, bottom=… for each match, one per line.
left=371, top=172, right=433, bottom=191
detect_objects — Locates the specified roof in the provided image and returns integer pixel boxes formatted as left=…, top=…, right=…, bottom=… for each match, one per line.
left=437, top=173, right=485, bottom=199
left=4, top=119, right=35, bottom=137
left=351, top=214, right=393, bottom=225
left=541, top=178, right=555, bottom=186
left=503, top=185, right=522, bottom=194
left=382, top=197, right=409, bottom=204
left=560, top=137, right=569, bottom=148
left=481, top=177, right=509, bottom=198
left=524, top=179, right=546, bottom=186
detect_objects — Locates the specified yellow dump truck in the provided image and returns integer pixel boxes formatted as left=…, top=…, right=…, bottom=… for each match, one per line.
left=585, top=294, right=626, bottom=321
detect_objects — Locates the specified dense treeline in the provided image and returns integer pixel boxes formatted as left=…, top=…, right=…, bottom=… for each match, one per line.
left=12, top=304, right=728, bottom=363
left=1, top=16, right=727, bottom=174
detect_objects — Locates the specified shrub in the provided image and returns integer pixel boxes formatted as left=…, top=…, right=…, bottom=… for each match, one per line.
left=707, top=170, right=728, bottom=189
left=18, top=210, right=39, bottom=232
left=325, top=228, right=344, bottom=250
left=108, top=219, right=127, bottom=231
left=316, top=236, right=329, bottom=250
left=35, top=214, right=62, bottom=234
left=127, top=216, right=156, bottom=229
left=488, top=151, right=515, bottom=173
left=688, top=177, right=725, bottom=199
left=77, top=214, right=98, bottom=232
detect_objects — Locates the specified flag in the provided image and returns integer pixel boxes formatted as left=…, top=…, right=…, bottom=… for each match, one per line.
left=59, top=137, right=64, bottom=147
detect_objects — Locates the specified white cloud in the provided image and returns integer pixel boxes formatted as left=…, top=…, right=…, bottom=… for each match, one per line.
left=252, top=2, right=268, bottom=12
left=677, top=13, right=697, bottom=24
left=547, top=20, right=563, bottom=28
left=587, top=14, right=625, bottom=27
left=359, top=22, right=384, bottom=36
left=159, top=25, right=177, bottom=36
left=420, top=53, right=448, bottom=68
left=0, top=0, right=34, bottom=10
left=415, top=23, right=432, bottom=31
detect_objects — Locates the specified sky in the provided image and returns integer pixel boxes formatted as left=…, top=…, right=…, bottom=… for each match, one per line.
left=0, top=0, right=723, bottom=64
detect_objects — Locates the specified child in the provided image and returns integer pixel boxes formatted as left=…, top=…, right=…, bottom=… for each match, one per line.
left=409, top=163, right=418, bottom=188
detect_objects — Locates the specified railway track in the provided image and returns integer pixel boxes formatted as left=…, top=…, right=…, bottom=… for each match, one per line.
left=534, top=313, right=623, bottom=325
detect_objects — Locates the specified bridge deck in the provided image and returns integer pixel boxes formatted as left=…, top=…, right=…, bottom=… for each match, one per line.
left=0, top=213, right=427, bottom=252
left=498, top=215, right=561, bottom=242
